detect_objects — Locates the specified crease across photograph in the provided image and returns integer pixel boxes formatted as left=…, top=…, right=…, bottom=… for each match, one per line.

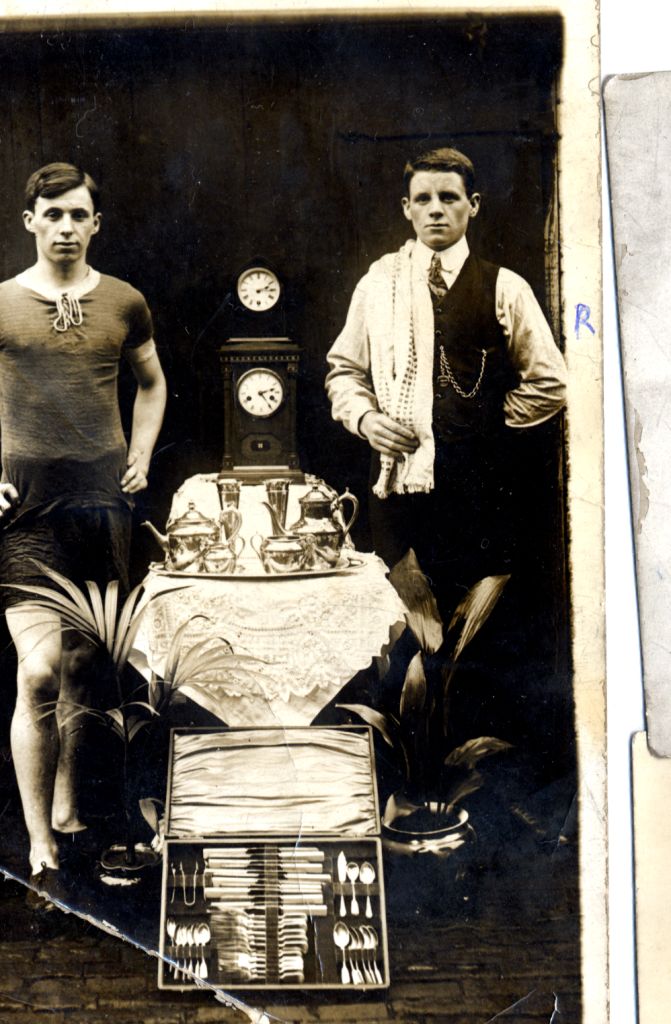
left=0, top=3, right=603, bottom=1022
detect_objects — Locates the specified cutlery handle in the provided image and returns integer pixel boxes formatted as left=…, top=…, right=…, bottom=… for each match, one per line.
left=350, top=884, right=359, bottom=915
left=339, top=892, right=347, bottom=917
left=365, top=894, right=373, bottom=918
left=341, top=960, right=350, bottom=985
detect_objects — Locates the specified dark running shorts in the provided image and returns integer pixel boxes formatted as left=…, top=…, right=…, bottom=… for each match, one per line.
left=0, top=503, right=132, bottom=613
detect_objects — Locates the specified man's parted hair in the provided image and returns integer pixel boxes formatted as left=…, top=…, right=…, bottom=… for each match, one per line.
left=403, top=147, right=476, bottom=198
left=24, top=163, right=101, bottom=213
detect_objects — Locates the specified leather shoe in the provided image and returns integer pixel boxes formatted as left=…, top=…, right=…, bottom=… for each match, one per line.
left=26, top=863, right=68, bottom=913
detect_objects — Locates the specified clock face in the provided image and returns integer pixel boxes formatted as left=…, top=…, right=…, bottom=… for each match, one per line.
left=236, top=368, right=285, bottom=418
left=237, top=266, right=281, bottom=312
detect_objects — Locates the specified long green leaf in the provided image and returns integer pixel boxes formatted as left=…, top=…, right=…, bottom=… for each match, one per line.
left=112, top=580, right=190, bottom=667
left=170, top=647, right=256, bottom=689
left=103, top=580, right=120, bottom=653
left=120, top=700, right=158, bottom=717
left=162, top=618, right=198, bottom=683
left=127, top=718, right=151, bottom=742
left=105, top=708, right=125, bottom=730
left=166, top=631, right=233, bottom=684
left=164, top=635, right=217, bottom=684
left=115, top=608, right=152, bottom=673
left=389, top=549, right=444, bottom=654
left=111, top=583, right=145, bottom=665
left=444, top=736, right=513, bottom=769
left=29, top=561, right=99, bottom=627
left=85, top=581, right=106, bottom=639
left=440, top=770, right=485, bottom=812
left=336, top=703, right=398, bottom=748
left=448, top=574, right=511, bottom=662
left=399, top=651, right=427, bottom=718
left=58, top=707, right=109, bottom=731
left=2, top=586, right=100, bottom=638
left=382, top=789, right=422, bottom=827
left=181, top=653, right=270, bottom=688
left=176, top=682, right=232, bottom=721
left=148, top=676, right=169, bottom=711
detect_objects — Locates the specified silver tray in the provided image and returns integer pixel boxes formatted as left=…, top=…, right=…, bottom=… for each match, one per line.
left=148, top=556, right=365, bottom=581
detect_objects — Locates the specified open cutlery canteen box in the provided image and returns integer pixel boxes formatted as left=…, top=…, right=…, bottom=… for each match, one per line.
left=159, top=725, right=390, bottom=991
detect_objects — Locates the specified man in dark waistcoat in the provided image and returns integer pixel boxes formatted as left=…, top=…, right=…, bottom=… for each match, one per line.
left=326, top=147, right=567, bottom=619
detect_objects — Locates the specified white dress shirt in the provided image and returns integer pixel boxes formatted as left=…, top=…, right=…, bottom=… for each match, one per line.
left=326, top=235, right=567, bottom=437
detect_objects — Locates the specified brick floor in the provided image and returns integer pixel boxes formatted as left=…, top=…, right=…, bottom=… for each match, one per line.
left=0, top=692, right=582, bottom=1024
left=0, top=834, right=581, bottom=1024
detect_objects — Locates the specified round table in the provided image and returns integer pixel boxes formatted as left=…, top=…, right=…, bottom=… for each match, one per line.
left=133, top=474, right=407, bottom=726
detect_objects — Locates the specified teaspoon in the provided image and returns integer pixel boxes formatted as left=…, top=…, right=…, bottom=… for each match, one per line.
left=359, top=861, right=375, bottom=919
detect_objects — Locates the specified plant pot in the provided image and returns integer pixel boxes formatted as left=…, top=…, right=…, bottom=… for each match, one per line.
left=382, top=806, right=475, bottom=857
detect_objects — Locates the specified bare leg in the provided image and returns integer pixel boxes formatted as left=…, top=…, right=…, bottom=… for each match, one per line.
left=52, top=633, right=98, bottom=833
left=6, top=604, right=63, bottom=874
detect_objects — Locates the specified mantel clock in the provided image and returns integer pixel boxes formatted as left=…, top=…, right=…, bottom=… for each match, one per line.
left=220, top=262, right=303, bottom=481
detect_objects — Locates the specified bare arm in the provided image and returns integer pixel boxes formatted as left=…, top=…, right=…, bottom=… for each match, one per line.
left=121, top=340, right=167, bottom=494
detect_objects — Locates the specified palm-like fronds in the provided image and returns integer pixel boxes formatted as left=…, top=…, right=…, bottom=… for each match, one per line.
left=9, top=562, right=271, bottom=865
left=5, top=560, right=185, bottom=675
left=16, top=562, right=268, bottom=732
left=151, top=618, right=267, bottom=719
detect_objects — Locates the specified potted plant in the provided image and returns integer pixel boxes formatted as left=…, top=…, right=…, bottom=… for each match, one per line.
left=339, top=550, right=513, bottom=857
left=12, top=560, right=264, bottom=872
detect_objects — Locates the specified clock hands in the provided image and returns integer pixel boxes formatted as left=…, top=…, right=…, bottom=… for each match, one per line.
left=258, top=387, right=280, bottom=410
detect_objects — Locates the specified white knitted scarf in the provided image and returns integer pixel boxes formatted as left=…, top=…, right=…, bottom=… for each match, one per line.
left=366, top=239, right=436, bottom=498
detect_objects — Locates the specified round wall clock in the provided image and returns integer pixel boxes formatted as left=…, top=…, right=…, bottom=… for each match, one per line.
left=236, top=367, right=285, bottom=418
left=236, top=266, right=281, bottom=312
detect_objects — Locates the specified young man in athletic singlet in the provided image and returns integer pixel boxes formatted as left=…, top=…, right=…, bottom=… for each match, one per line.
left=0, top=163, right=167, bottom=890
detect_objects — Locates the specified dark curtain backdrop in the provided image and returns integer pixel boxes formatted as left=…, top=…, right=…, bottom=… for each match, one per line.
left=0, top=16, right=572, bottom=767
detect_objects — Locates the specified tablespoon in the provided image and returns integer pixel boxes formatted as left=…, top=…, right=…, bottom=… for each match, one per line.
left=333, top=921, right=351, bottom=984
left=362, top=924, right=383, bottom=984
left=346, top=861, right=360, bottom=915
left=195, top=922, right=211, bottom=979
left=184, top=923, right=195, bottom=977
left=166, top=918, right=177, bottom=975
left=174, top=923, right=188, bottom=979
left=346, top=926, right=366, bottom=984
left=359, top=861, right=375, bottom=918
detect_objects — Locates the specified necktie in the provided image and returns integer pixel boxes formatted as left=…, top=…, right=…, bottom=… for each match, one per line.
left=428, top=252, right=449, bottom=300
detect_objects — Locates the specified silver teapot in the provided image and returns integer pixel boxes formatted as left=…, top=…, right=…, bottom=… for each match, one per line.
left=262, top=480, right=359, bottom=568
left=143, top=501, right=219, bottom=571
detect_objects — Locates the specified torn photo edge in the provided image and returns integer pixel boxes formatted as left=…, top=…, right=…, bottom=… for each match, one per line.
left=0, top=0, right=604, bottom=1020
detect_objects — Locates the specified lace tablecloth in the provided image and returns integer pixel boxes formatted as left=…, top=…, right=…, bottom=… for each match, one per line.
left=135, top=476, right=407, bottom=726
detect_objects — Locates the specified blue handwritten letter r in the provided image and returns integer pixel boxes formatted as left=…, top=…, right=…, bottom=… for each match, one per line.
left=574, top=303, right=595, bottom=338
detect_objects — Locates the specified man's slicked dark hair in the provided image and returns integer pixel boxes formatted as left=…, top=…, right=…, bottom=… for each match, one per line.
left=24, top=163, right=100, bottom=213
left=403, top=147, right=476, bottom=198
